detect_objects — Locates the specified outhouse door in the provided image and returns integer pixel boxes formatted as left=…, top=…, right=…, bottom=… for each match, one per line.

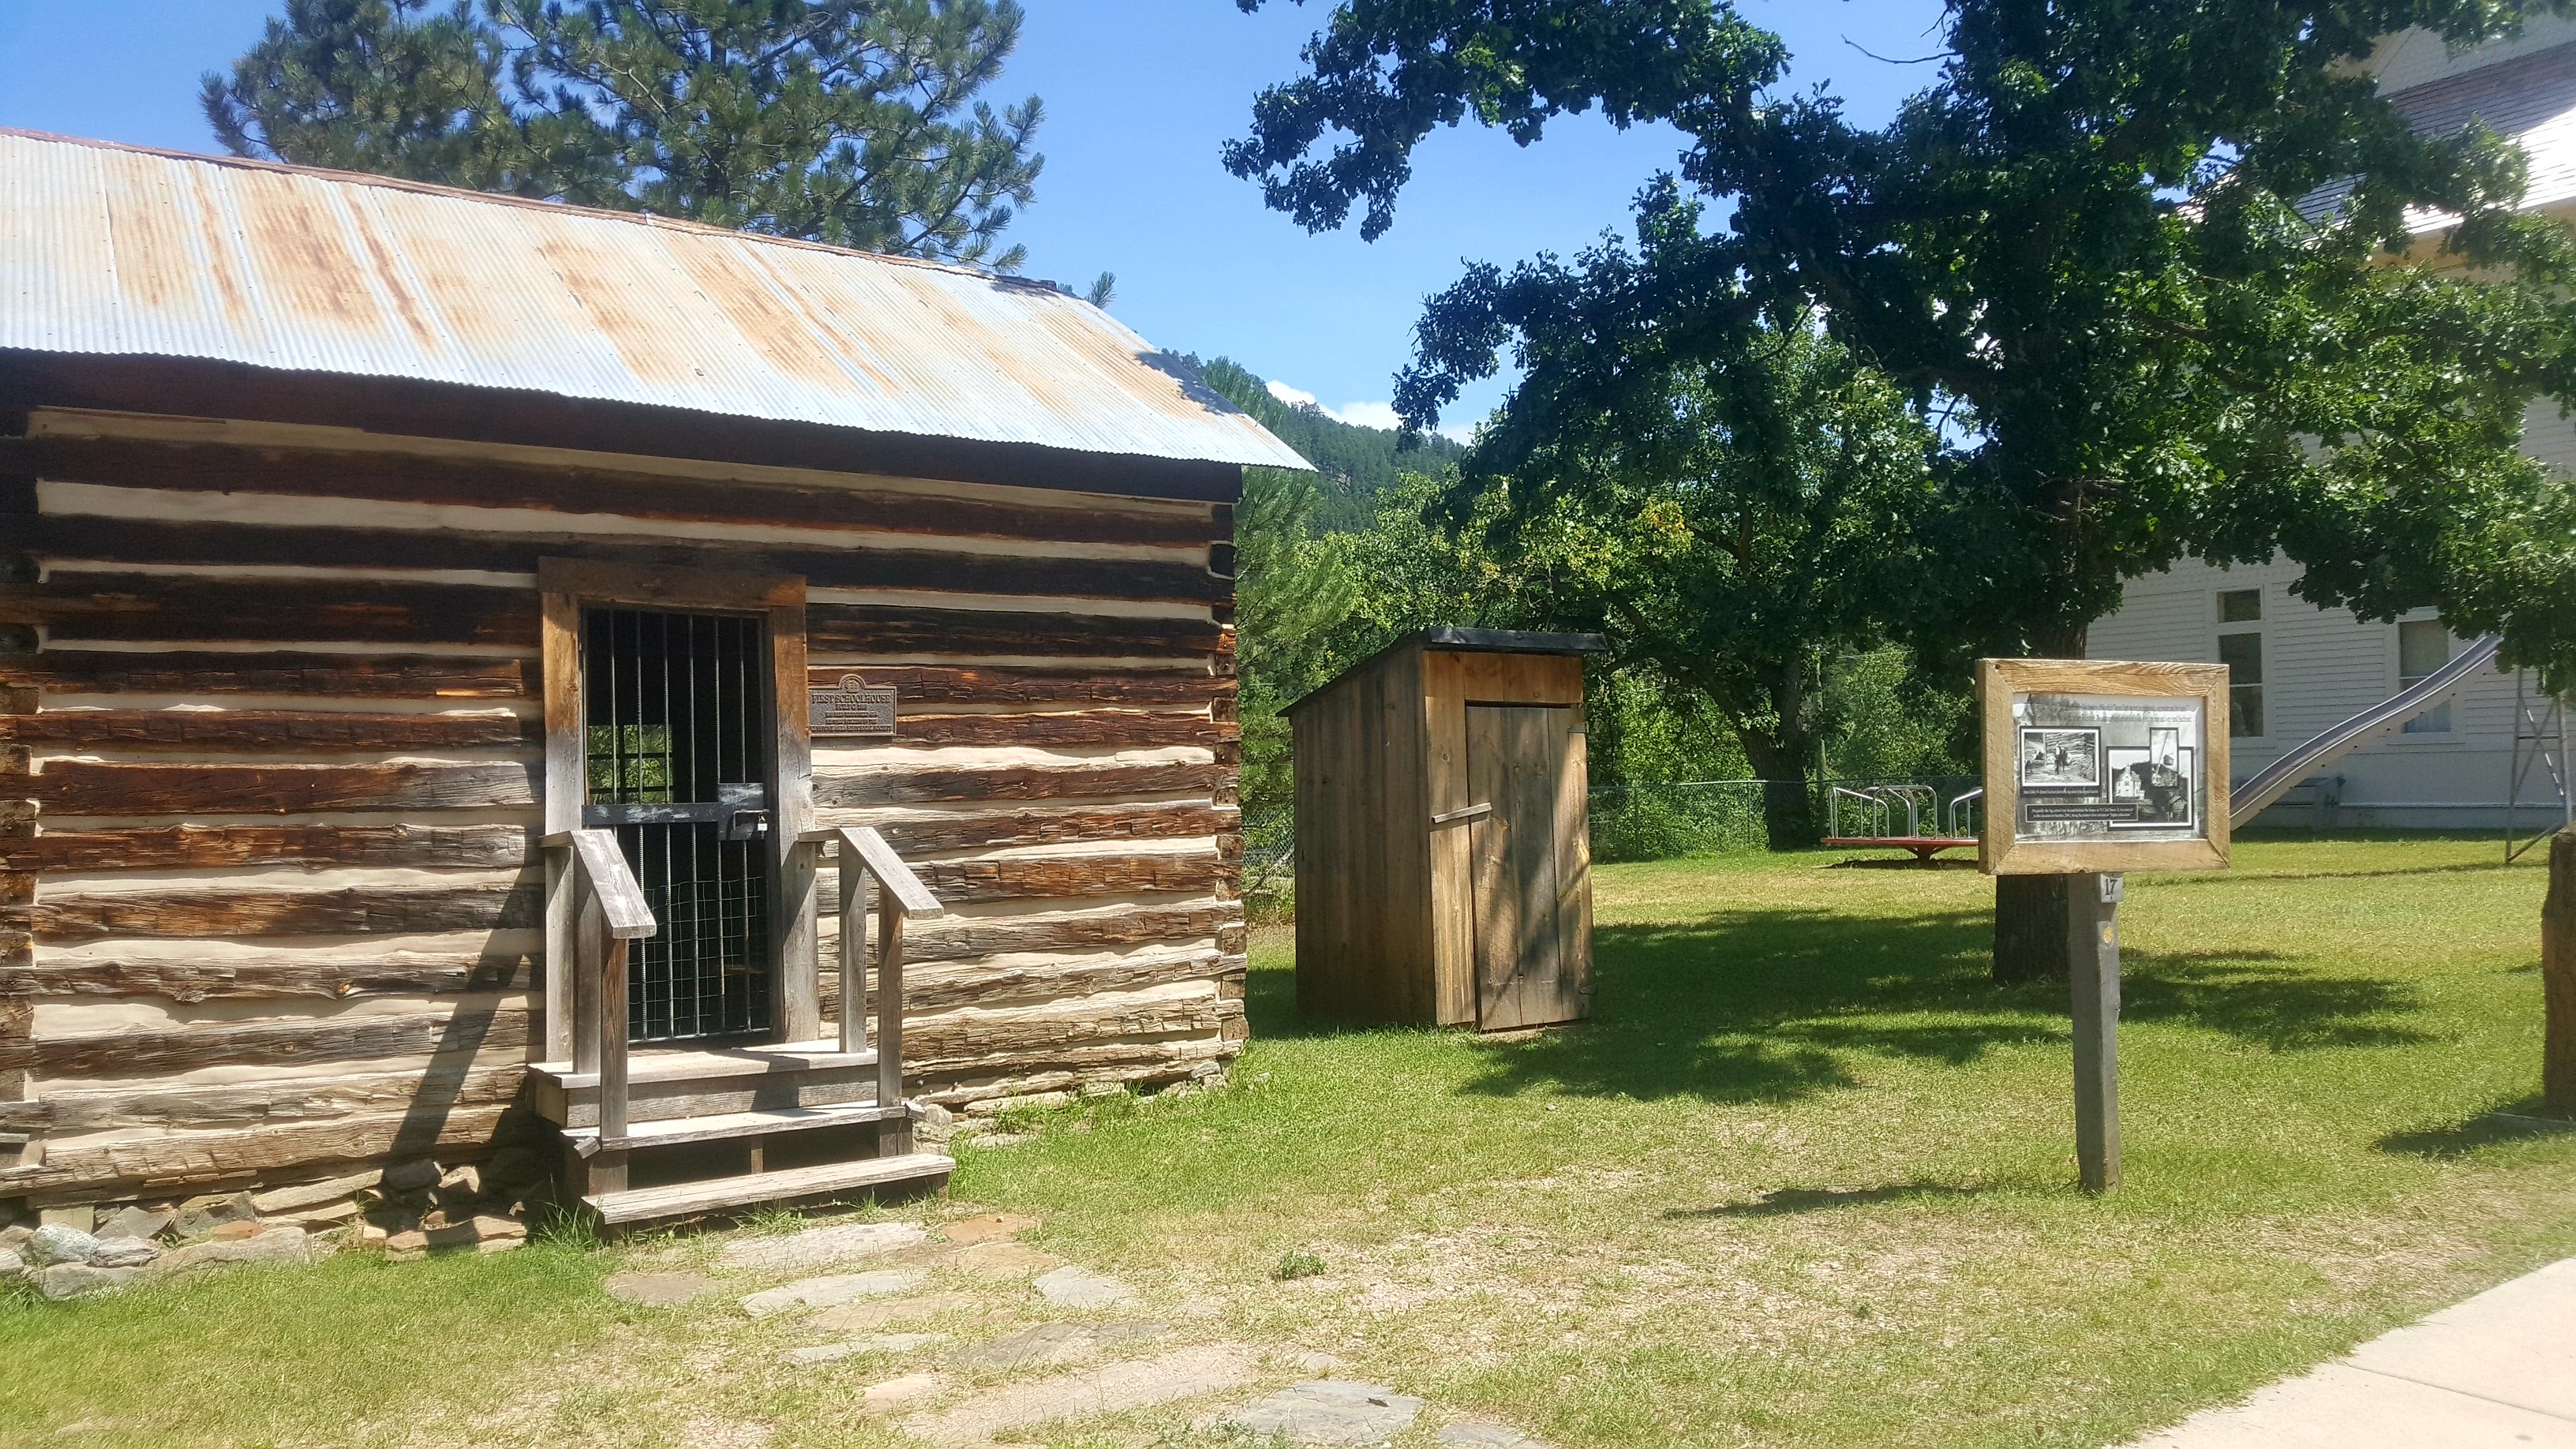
left=581, top=605, right=777, bottom=1042
left=1465, top=704, right=1592, bottom=1030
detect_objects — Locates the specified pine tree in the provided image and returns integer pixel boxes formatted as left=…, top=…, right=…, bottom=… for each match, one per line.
left=204, top=0, right=1044, bottom=270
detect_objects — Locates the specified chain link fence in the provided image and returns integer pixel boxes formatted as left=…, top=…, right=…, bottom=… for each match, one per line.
left=1241, top=773, right=1982, bottom=918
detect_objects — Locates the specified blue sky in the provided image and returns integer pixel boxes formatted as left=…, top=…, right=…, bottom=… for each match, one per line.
left=0, top=0, right=1945, bottom=435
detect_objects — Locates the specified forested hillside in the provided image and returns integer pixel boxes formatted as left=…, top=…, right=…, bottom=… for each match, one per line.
left=1189, top=356, right=1464, bottom=531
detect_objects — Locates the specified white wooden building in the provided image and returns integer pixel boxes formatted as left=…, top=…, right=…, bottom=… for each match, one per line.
left=2088, top=21, right=2576, bottom=831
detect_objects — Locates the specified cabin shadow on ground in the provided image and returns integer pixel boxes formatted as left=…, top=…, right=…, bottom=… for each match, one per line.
left=1424, top=903, right=2432, bottom=1106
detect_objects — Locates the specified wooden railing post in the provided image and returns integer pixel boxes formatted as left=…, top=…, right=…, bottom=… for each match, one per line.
left=803, top=826, right=943, bottom=1155
left=838, top=844, right=866, bottom=1055
left=2545, top=829, right=2576, bottom=1117
left=570, top=870, right=602, bottom=1077
left=544, top=829, right=657, bottom=1201
left=876, top=899, right=910, bottom=1155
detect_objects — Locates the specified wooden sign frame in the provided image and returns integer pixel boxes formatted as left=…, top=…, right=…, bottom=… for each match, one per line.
left=1979, top=657, right=2231, bottom=875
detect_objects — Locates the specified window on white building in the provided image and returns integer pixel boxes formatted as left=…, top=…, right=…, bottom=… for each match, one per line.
left=2399, top=618, right=2451, bottom=734
left=2217, top=590, right=2263, bottom=738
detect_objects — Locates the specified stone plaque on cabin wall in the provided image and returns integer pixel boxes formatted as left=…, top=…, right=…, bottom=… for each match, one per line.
left=810, top=674, right=897, bottom=737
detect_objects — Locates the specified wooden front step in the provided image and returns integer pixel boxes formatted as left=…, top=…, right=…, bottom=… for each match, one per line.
left=528, top=1039, right=880, bottom=1128
left=561, top=1102, right=912, bottom=1157
left=585, top=1151, right=955, bottom=1226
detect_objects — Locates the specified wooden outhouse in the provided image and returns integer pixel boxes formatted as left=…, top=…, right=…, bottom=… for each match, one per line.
left=0, top=129, right=1306, bottom=1227
left=1288, top=627, right=1604, bottom=1032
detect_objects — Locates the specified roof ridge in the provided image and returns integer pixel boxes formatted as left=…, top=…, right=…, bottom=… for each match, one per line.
left=0, top=125, right=1063, bottom=292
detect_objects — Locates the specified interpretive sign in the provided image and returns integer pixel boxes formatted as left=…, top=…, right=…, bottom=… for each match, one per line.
left=809, top=674, right=898, bottom=738
left=1979, top=658, right=2230, bottom=875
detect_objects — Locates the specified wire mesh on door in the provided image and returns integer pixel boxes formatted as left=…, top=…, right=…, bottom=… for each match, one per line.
left=582, top=606, right=773, bottom=1042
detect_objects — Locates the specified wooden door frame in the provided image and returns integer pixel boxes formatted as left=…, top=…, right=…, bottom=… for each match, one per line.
left=537, top=558, right=815, bottom=1060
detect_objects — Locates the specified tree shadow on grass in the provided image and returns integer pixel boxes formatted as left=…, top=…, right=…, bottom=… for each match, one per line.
left=1458, top=907, right=2020, bottom=1104
left=1663, top=1181, right=1994, bottom=1218
left=2378, top=1097, right=2576, bottom=1158
left=2121, top=951, right=2432, bottom=1050
left=1451, top=907, right=2436, bottom=1105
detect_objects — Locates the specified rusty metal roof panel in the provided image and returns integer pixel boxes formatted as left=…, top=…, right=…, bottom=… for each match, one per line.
left=0, top=129, right=1313, bottom=472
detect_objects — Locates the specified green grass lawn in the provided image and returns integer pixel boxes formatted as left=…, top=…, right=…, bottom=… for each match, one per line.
left=6, top=836, right=2572, bottom=1448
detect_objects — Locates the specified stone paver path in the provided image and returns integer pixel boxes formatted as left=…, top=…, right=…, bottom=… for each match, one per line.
left=2126, top=1256, right=2576, bottom=1447
left=739, top=1269, right=924, bottom=1317
left=810, top=1291, right=980, bottom=1333
left=1032, top=1264, right=1133, bottom=1308
left=902, top=1342, right=1256, bottom=1447
left=1225, top=1380, right=1425, bottom=1445
left=718, top=1220, right=925, bottom=1273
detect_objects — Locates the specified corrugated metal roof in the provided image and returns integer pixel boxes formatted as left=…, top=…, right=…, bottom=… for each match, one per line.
left=0, top=129, right=1312, bottom=472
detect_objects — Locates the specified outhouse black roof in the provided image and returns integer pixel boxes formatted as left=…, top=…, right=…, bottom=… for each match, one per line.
left=1283, top=626, right=1607, bottom=713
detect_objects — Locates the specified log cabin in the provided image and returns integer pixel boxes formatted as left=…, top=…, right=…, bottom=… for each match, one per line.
left=0, top=129, right=1306, bottom=1226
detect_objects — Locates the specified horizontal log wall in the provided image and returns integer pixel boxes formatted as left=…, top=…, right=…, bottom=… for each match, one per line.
left=0, top=414, right=1242, bottom=1204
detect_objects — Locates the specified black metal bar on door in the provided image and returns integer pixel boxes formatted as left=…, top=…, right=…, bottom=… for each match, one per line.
left=582, top=605, right=774, bottom=1043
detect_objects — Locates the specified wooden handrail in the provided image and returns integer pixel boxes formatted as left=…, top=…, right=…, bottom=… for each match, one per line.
left=545, top=829, right=658, bottom=938
left=802, top=826, right=943, bottom=1151
left=542, top=829, right=656, bottom=1181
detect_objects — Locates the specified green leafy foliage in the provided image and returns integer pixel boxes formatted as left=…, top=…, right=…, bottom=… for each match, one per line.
left=1431, top=303, right=1945, bottom=844
left=1232, top=0, right=2576, bottom=690
left=205, top=0, right=1044, bottom=268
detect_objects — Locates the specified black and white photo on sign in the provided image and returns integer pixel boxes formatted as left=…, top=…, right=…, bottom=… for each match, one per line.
left=2112, top=743, right=2193, bottom=828
left=2107, top=747, right=2148, bottom=799
left=2018, top=727, right=2100, bottom=788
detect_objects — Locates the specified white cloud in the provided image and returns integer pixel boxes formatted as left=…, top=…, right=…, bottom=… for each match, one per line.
left=1331, top=400, right=1405, bottom=432
left=1265, top=377, right=1476, bottom=442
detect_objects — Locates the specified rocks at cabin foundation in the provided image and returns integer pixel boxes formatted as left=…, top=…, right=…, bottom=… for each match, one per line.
left=170, top=1192, right=259, bottom=1240
left=382, top=1215, right=528, bottom=1261
left=5, top=1152, right=549, bottom=1297
left=99, top=1205, right=174, bottom=1241
left=17, top=1223, right=316, bottom=1298
left=23, top=1224, right=103, bottom=1267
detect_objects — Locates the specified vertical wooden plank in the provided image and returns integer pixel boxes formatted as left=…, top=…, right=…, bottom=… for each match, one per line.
left=876, top=904, right=912, bottom=1156
left=598, top=929, right=631, bottom=1154
left=1508, top=706, right=1563, bottom=1028
left=1552, top=701, right=1593, bottom=1023
left=770, top=597, right=818, bottom=1042
left=570, top=869, right=602, bottom=1076
left=1424, top=649, right=1477, bottom=1026
left=838, top=849, right=865, bottom=1054
left=2544, top=830, right=2576, bottom=1116
left=2067, top=873, right=2121, bottom=1193
left=540, top=589, right=583, bottom=1061
left=1466, top=705, right=1522, bottom=1030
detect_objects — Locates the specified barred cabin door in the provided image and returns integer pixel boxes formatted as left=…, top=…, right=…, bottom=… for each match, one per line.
left=581, top=605, right=777, bottom=1043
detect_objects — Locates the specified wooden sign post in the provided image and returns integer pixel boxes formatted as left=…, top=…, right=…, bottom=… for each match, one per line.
left=1980, top=659, right=2232, bottom=1193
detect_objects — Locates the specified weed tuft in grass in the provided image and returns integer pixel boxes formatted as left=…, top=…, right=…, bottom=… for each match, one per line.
left=526, top=1204, right=605, bottom=1252
left=1272, top=1249, right=1327, bottom=1281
